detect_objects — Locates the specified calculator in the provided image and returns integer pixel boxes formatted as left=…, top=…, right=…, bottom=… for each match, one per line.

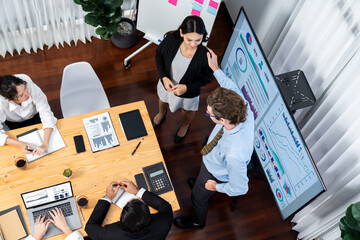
left=143, top=162, right=173, bottom=195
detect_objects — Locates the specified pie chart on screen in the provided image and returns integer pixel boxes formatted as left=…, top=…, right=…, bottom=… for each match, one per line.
left=260, top=150, right=266, bottom=162
left=246, top=32, right=252, bottom=45
left=236, top=48, right=247, bottom=72
left=276, top=188, right=284, bottom=202
left=254, top=138, right=260, bottom=148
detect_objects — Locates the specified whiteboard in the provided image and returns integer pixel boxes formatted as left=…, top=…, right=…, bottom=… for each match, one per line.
left=137, top=0, right=221, bottom=44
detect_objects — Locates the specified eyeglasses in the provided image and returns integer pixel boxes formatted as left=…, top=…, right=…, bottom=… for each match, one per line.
left=205, top=113, right=218, bottom=118
left=205, top=109, right=219, bottom=119
left=206, top=109, right=220, bottom=119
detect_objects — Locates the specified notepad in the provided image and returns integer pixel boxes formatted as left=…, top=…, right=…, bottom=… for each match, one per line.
left=112, top=189, right=136, bottom=209
left=16, top=127, right=66, bottom=162
left=0, top=209, right=27, bottom=240
left=119, top=109, right=148, bottom=141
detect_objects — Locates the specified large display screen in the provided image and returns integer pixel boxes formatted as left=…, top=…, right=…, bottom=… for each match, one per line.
left=220, top=7, right=326, bottom=220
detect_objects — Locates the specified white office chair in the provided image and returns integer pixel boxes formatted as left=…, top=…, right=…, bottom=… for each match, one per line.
left=60, top=62, right=110, bottom=118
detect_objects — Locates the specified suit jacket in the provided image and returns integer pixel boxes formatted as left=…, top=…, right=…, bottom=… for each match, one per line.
left=155, top=33, right=213, bottom=98
left=85, top=191, right=173, bottom=240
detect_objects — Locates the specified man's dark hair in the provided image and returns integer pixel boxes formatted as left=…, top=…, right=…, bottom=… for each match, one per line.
left=0, top=75, right=27, bottom=101
left=119, top=199, right=151, bottom=233
left=207, top=87, right=247, bottom=125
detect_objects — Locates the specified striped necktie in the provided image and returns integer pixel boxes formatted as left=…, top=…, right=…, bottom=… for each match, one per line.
left=201, top=127, right=224, bottom=155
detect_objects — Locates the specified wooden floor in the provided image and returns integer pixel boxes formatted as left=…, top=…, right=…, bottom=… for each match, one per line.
left=0, top=4, right=298, bottom=240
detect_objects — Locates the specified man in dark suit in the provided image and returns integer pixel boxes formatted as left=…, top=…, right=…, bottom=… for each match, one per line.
left=85, top=179, right=173, bottom=240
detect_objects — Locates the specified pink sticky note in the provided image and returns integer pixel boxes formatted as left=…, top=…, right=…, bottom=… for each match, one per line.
left=168, top=0, right=177, bottom=6
left=209, top=0, right=219, bottom=9
left=191, top=9, right=201, bottom=16
left=195, top=0, right=204, bottom=4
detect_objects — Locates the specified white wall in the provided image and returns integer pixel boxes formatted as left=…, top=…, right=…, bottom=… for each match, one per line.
left=224, top=0, right=298, bottom=56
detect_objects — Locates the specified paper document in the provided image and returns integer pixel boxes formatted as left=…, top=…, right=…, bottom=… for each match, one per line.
left=112, top=189, right=136, bottom=209
left=82, top=112, right=119, bottom=152
left=17, top=127, right=66, bottom=162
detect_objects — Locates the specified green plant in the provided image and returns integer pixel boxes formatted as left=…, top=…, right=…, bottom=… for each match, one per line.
left=340, top=202, right=360, bottom=240
left=73, top=0, right=123, bottom=40
left=63, top=168, right=73, bottom=178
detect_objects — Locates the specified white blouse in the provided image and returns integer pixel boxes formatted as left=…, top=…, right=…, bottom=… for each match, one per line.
left=24, top=231, right=83, bottom=240
left=0, top=76, right=57, bottom=145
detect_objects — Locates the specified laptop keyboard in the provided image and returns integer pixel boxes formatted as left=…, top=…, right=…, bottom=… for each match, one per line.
left=33, top=202, right=73, bottom=222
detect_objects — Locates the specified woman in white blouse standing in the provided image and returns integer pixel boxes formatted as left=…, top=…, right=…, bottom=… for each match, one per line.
left=0, top=75, right=57, bottom=156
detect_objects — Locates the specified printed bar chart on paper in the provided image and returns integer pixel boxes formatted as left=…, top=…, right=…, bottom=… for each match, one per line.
left=82, top=112, right=119, bottom=152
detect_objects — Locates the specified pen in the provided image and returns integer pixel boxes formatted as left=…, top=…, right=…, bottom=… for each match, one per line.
left=131, top=141, right=141, bottom=155
left=77, top=204, right=85, bottom=222
left=26, top=148, right=33, bottom=152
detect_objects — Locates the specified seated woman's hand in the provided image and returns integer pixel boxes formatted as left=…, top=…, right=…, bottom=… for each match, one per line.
left=48, top=208, right=72, bottom=236
left=33, top=215, right=50, bottom=240
left=32, top=143, right=48, bottom=156
left=20, top=141, right=32, bottom=154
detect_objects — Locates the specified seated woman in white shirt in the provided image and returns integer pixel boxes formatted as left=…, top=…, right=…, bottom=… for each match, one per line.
left=26, top=208, right=83, bottom=240
left=0, top=75, right=57, bottom=156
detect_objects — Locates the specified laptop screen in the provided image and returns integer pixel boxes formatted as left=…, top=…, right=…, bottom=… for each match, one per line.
left=21, top=181, right=73, bottom=209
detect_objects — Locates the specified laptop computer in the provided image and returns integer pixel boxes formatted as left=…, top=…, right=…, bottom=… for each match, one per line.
left=21, top=181, right=82, bottom=238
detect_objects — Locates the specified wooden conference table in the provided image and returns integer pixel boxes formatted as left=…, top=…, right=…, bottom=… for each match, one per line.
left=0, top=101, right=180, bottom=239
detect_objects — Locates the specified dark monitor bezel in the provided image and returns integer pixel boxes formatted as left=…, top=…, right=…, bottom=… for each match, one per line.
left=21, top=181, right=74, bottom=210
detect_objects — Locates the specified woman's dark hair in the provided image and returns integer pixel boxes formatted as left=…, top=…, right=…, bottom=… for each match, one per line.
left=0, top=75, right=27, bottom=101
left=119, top=199, right=151, bottom=233
left=165, top=15, right=208, bottom=42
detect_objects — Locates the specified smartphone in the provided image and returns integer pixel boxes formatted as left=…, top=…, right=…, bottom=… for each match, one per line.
left=135, top=173, right=148, bottom=190
left=74, top=135, right=85, bottom=153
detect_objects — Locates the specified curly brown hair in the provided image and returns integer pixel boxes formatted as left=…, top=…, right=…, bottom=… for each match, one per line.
left=207, top=87, right=247, bottom=125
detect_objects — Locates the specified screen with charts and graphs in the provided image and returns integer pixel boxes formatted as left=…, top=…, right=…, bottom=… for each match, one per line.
left=220, top=7, right=326, bottom=220
left=22, top=182, right=73, bottom=209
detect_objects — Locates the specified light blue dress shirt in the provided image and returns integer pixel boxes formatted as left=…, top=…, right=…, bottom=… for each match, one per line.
left=203, top=69, right=254, bottom=197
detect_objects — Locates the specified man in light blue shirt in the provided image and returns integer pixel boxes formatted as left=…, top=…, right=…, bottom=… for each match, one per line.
left=174, top=48, right=254, bottom=229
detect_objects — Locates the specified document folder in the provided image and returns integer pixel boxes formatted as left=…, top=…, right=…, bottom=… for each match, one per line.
left=119, top=109, right=148, bottom=141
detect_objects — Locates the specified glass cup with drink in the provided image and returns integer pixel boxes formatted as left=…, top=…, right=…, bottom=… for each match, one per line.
left=77, top=195, right=89, bottom=208
left=77, top=195, right=88, bottom=221
left=14, top=156, right=27, bottom=169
